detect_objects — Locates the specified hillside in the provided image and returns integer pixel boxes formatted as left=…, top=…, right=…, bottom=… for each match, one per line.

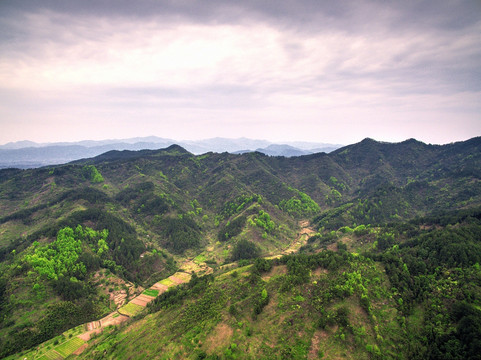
left=76, top=209, right=481, bottom=360
left=0, top=137, right=480, bottom=359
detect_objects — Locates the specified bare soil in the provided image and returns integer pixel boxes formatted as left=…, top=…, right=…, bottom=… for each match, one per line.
left=93, top=270, right=140, bottom=308
left=151, top=283, right=169, bottom=292
left=204, top=322, right=234, bottom=353
left=281, top=220, right=315, bottom=255
left=262, top=265, right=287, bottom=281
left=168, top=275, right=185, bottom=285
left=130, top=294, right=155, bottom=307
left=72, top=343, right=89, bottom=355
left=312, top=267, right=329, bottom=276
left=308, top=330, right=322, bottom=360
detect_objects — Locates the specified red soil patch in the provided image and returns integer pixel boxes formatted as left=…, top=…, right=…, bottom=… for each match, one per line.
left=85, top=320, right=101, bottom=331
left=319, top=329, right=329, bottom=339
left=78, top=328, right=102, bottom=341
left=300, top=228, right=315, bottom=236
left=299, top=220, right=310, bottom=228
left=327, top=242, right=338, bottom=252
left=100, top=312, right=130, bottom=327
left=151, top=283, right=169, bottom=293
left=73, top=342, right=89, bottom=355
left=130, top=294, right=155, bottom=307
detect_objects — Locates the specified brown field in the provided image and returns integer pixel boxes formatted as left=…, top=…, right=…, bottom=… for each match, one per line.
left=130, top=294, right=155, bottom=307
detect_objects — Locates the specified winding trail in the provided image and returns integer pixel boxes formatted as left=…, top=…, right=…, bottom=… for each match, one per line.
left=283, top=220, right=315, bottom=254
left=267, top=220, right=315, bottom=259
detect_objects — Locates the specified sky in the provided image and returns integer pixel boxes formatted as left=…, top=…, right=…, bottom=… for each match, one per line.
left=0, top=0, right=480, bottom=146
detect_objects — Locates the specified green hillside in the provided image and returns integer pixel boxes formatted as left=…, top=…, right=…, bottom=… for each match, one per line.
left=0, top=137, right=480, bottom=359
left=75, top=208, right=481, bottom=359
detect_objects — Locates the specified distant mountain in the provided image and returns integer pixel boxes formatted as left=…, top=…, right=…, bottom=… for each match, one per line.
left=0, top=137, right=342, bottom=168
left=255, top=144, right=312, bottom=157
left=0, top=140, right=41, bottom=149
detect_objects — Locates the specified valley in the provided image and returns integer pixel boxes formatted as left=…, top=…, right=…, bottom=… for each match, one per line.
left=0, top=137, right=480, bottom=359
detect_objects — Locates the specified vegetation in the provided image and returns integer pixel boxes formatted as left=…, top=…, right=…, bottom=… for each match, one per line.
left=76, top=209, right=481, bottom=359
left=142, top=288, right=159, bottom=297
left=231, top=239, right=261, bottom=261
left=155, top=215, right=201, bottom=253
left=0, top=137, right=480, bottom=359
left=218, top=215, right=246, bottom=242
left=26, top=226, right=87, bottom=281
left=279, top=187, right=320, bottom=217
left=82, top=165, right=104, bottom=183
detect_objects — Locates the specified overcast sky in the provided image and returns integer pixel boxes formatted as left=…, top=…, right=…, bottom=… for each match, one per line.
left=0, top=0, right=480, bottom=145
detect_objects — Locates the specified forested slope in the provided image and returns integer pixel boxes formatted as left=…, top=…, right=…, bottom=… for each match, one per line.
left=0, top=137, right=480, bottom=359
left=76, top=208, right=481, bottom=359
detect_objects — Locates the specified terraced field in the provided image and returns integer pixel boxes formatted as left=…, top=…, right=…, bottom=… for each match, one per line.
left=118, top=302, right=145, bottom=316
left=8, top=271, right=193, bottom=359
left=54, top=337, right=85, bottom=358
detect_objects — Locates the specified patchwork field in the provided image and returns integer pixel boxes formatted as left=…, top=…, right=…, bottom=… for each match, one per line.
left=142, top=288, right=159, bottom=297
left=54, top=337, right=85, bottom=358
left=14, top=334, right=85, bottom=360
left=37, top=350, right=62, bottom=360
left=118, top=302, right=145, bottom=317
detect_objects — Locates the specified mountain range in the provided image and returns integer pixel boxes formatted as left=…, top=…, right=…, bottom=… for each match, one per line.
left=0, top=137, right=342, bottom=169
left=0, top=136, right=480, bottom=359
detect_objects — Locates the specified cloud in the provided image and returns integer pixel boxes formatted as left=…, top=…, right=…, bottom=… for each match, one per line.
left=0, top=1, right=480, bottom=144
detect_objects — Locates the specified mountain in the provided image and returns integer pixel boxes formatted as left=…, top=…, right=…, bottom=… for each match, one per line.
left=0, top=137, right=342, bottom=169
left=255, top=144, right=312, bottom=157
left=0, top=140, right=41, bottom=149
left=0, top=137, right=480, bottom=359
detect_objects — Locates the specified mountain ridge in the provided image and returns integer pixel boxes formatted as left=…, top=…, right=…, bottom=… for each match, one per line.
left=0, top=136, right=480, bottom=359
left=0, top=137, right=343, bottom=169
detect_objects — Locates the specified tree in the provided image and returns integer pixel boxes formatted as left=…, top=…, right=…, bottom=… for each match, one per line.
left=25, top=227, right=85, bottom=281
left=82, top=165, right=104, bottom=183
left=231, top=239, right=261, bottom=261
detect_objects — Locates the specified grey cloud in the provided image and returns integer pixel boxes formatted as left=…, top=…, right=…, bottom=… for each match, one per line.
left=1, top=0, right=479, bottom=32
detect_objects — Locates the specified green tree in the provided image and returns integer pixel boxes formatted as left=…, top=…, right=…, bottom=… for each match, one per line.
left=231, top=239, right=261, bottom=261
left=82, top=165, right=104, bottom=183
left=25, top=227, right=85, bottom=281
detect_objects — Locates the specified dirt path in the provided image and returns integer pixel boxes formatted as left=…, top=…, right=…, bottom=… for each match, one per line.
left=281, top=220, right=315, bottom=255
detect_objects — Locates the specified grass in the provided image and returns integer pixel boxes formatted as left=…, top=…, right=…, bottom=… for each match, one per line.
left=143, top=288, right=159, bottom=297
left=64, top=324, right=85, bottom=337
left=159, top=278, right=175, bottom=287
left=194, top=254, right=207, bottom=263
left=118, top=302, right=144, bottom=317
left=55, top=337, right=85, bottom=358
left=38, top=349, right=62, bottom=360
